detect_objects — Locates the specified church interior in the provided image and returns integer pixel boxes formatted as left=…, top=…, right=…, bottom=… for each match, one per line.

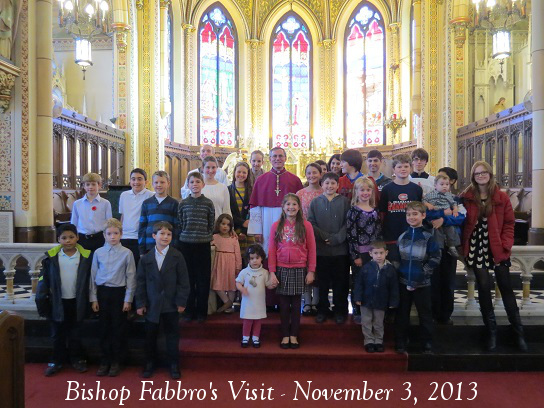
left=1, top=0, right=544, bottom=405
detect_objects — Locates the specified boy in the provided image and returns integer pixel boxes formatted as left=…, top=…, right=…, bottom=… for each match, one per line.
left=180, top=144, right=229, bottom=198
left=35, top=224, right=92, bottom=377
left=410, top=148, right=435, bottom=195
left=395, top=202, right=441, bottom=354
left=422, top=175, right=460, bottom=257
left=90, top=218, right=136, bottom=377
left=250, top=150, right=265, bottom=181
left=365, top=150, right=392, bottom=191
left=378, top=154, right=423, bottom=266
left=308, top=172, right=351, bottom=324
left=71, top=172, right=112, bottom=253
left=178, top=172, right=215, bottom=322
left=135, top=221, right=190, bottom=379
left=119, top=168, right=154, bottom=265
left=353, top=241, right=399, bottom=353
left=337, top=149, right=364, bottom=201
left=138, top=170, right=180, bottom=256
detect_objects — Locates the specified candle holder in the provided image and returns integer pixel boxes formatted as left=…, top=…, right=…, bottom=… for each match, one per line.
left=384, top=114, right=407, bottom=138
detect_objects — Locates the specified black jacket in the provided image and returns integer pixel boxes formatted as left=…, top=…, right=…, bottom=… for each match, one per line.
left=228, top=184, right=250, bottom=233
left=353, top=260, right=399, bottom=311
left=135, top=246, right=190, bottom=323
left=35, top=245, right=92, bottom=322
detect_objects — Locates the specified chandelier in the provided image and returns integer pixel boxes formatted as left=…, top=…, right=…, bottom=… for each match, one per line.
left=57, top=0, right=114, bottom=78
left=471, top=0, right=527, bottom=60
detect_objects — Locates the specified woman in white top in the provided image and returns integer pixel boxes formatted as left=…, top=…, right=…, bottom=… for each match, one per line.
left=201, top=156, right=232, bottom=220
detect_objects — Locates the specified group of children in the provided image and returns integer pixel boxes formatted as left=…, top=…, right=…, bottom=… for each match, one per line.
left=36, top=146, right=466, bottom=380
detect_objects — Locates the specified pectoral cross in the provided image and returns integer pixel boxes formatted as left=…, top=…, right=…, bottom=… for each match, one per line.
left=275, top=175, right=281, bottom=196
left=275, top=187, right=281, bottom=196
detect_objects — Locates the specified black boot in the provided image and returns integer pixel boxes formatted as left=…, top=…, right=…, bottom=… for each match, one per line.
left=482, top=310, right=497, bottom=352
left=509, top=314, right=528, bottom=352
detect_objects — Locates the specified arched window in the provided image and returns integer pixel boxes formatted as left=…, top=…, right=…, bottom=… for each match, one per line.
left=271, top=14, right=312, bottom=149
left=344, top=2, right=385, bottom=148
left=198, top=5, right=237, bottom=147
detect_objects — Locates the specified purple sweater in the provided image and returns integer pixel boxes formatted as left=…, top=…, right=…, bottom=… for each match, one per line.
left=346, top=206, right=382, bottom=260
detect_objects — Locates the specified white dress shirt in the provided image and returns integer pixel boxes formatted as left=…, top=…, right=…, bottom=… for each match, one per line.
left=119, top=188, right=154, bottom=239
left=70, top=195, right=112, bottom=234
left=155, top=245, right=169, bottom=271
left=58, top=249, right=80, bottom=299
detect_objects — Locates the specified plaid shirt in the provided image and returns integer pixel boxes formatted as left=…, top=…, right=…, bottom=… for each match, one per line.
left=423, top=190, right=456, bottom=210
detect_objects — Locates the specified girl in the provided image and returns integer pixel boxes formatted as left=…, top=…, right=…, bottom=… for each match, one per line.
left=201, top=156, right=231, bottom=220
left=296, top=163, right=323, bottom=316
left=229, top=162, right=254, bottom=259
left=269, top=193, right=316, bottom=349
left=346, top=177, right=382, bottom=322
left=328, top=154, right=342, bottom=177
left=211, top=214, right=242, bottom=313
left=461, top=161, right=527, bottom=352
left=236, top=244, right=277, bottom=348
left=315, top=160, right=328, bottom=175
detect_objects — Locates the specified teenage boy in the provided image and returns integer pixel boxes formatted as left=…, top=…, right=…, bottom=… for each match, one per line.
left=365, top=150, right=391, bottom=191
left=307, top=172, right=351, bottom=324
left=337, top=149, right=364, bottom=201
left=71, top=172, right=112, bottom=253
left=119, top=168, right=154, bottom=265
left=136, top=221, right=190, bottom=380
left=36, top=224, right=92, bottom=377
left=138, top=170, right=180, bottom=256
left=178, top=172, right=215, bottom=322
left=353, top=241, right=399, bottom=353
left=90, top=218, right=136, bottom=377
left=395, top=201, right=441, bottom=354
left=410, top=148, right=435, bottom=195
left=180, top=144, right=229, bottom=198
left=378, top=154, right=423, bottom=266
left=250, top=150, right=265, bottom=181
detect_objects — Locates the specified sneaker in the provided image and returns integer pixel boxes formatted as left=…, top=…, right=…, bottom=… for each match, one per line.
left=302, top=305, right=312, bottom=316
left=71, top=359, right=88, bottom=373
left=315, top=314, right=327, bottom=323
left=335, top=314, right=346, bottom=325
left=375, top=344, right=385, bottom=353
left=241, top=339, right=250, bottom=348
left=108, top=363, right=121, bottom=377
left=364, top=344, right=375, bottom=353
left=141, top=362, right=154, bottom=378
left=44, top=363, right=62, bottom=377
left=170, top=364, right=181, bottom=380
left=96, top=364, right=109, bottom=377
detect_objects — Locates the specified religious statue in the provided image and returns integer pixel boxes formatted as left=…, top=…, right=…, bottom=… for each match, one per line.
left=493, top=97, right=506, bottom=114
left=0, top=0, right=17, bottom=60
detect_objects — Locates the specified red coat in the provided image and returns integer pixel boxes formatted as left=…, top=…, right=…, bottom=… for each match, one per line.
left=460, top=188, right=515, bottom=264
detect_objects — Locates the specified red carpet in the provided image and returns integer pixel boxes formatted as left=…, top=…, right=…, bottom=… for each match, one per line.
left=25, top=363, right=544, bottom=408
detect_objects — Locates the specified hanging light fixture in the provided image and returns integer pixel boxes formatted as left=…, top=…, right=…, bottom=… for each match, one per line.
left=57, top=0, right=113, bottom=78
left=471, top=0, right=526, bottom=30
left=492, top=30, right=511, bottom=59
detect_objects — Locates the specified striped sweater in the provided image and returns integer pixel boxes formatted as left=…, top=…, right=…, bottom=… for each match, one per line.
left=178, top=195, right=215, bottom=244
left=138, top=195, right=181, bottom=254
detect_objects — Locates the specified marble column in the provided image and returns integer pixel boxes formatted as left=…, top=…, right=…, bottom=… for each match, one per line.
left=529, top=0, right=544, bottom=244
left=36, top=0, right=55, bottom=242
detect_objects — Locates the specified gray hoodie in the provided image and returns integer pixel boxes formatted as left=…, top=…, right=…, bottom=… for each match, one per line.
left=307, top=194, right=350, bottom=256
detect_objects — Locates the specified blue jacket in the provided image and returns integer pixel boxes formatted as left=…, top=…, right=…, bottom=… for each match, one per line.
left=397, top=226, right=441, bottom=288
left=353, top=260, right=399, bottom=310
left=35, top=244, right=92, bottom=322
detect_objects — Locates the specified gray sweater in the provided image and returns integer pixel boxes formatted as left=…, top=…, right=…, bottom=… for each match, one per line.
left=307, top=194, right=350, bottom=256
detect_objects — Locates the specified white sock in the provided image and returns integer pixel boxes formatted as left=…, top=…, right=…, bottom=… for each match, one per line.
left=242, top=336, right=250, bottom=341
left=252, top=336, right=259, bottom=342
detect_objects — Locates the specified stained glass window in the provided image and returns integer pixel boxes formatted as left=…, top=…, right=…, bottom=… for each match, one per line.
left=198, top=6, right=237, bottom=147
left=345, top=2, right=385, bottom=148
left=271, top=14, right=311, bottom=149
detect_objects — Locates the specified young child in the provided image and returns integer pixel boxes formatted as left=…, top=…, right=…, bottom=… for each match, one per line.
left=211, top=214, right=242, bottom=313
left=268, top=193, right=316, bottom=349
left=138, top=170, right=180, bottom=256
left=135, top=221, right=190, bottom=379
left=35, top=224, right=92, bottom=377
left=308, top=172, right=351, bottom=324
left=90, top=218, right=136, bottom=377
left=395, top=202, right=441, bottom=354
left=119, top=168, right=154, bottom=265
left=178, top=172, right=215, bottom=322
left=337, top=149, right=364, bottom=201
left=250, top=150, right=265, bottom=181
left=410, top=148, right=435, bottom=195
left=423, top=175, right=461, bottom=257
left=378, top=154, right=423, bottom=266
left=353, top=241, right=399, bottom=353
left=365, top=150, right=392, bottom=191
left=346, top=177, right=382, bottom=322
left=236, top=244, right=276, bottom=348
left=71, top=172, right=112, bottom=253
left=315, top=160, right=328, bottom=175
left=328, top=154, right=342, bottom=177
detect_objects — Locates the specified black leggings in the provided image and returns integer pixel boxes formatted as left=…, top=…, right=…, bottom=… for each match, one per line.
left=279, top=295, right=302, bottom=337
left=473, top=264, right=519, bottom=321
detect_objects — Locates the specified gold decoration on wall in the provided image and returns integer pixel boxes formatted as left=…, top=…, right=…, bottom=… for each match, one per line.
left=136, top=0, right=144, bottom=11
left=236, top=0, right=253, bottom=28
left=258, top=0, right=282, bottom=33
left=0, top=67, right=17, bottom=113
left=115, top=30, right=129, bottom=51
left=429, top=0, right=439, bottom=174
left=183, top=24, right=196, bottom=145
left=329, top=0, right=349, bottom=32
left=452, top=22, right=468, bottom=48
left=21, top=0, right=30, bottom=210
left=318, top=39, right=337, bottom=151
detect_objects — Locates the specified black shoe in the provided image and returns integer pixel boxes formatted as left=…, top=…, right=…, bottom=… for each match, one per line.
left=436, top=318, right=454, bottom=326
left=375, top=344, right=385, bottom=353
left=290, top=339, right=300, bottom=349
left=395, top=343, right=406, bottom=354
left=141, top=362, right=154, bottom=378
left=170, top=364, right=181, bottom=380
left=335, top=314, right=346, bottom=325
left=44, top=363, right=62, bottom=377
left=108, top=363, right=121, bottom=377
left=280, top=339, right=290, bottom=349
left=96, top=363, right=109, bottom=377
left=182, top=313, right=193, bottom=322
left=423, top=343, right=433, bottom=354
left=315, top=314, right=327, bottom=323
left=252, top=339, right=261, bottom=348
left=311, top=306, right=318, bottom=316
left=71, top=359, right=88, bottom=373
left=364, top=344, right=375, bottom=353
left=197, top=315, right=207, bottom=323
left=486, top=330, right=497, bottom=352
left=302, top=305, right=312, bottom=316
left=352, top=315, right=362, bottom=324
left=241, top=339, right=250, bottom=348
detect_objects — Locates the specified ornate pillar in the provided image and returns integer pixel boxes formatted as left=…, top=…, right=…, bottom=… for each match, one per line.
left=35, top=0, right=55, bottom=242
left=318, top=39, right=336, bottom=153
left=246, top=39, right=266, bottom=152
left=411, top=0, right=422, bottom=119
left=159, top=0, right=171, bottom=120
left=138, top=0, right=163, bottom=177
left=28, top=269, right=41, bottom=300
left=529, top=0, right=544, bottom=244
left=3, top=269, right=15, bottom=301
left=183, top=23, right=196, bottom=146
left=388, top=22, right=401, bottom=144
